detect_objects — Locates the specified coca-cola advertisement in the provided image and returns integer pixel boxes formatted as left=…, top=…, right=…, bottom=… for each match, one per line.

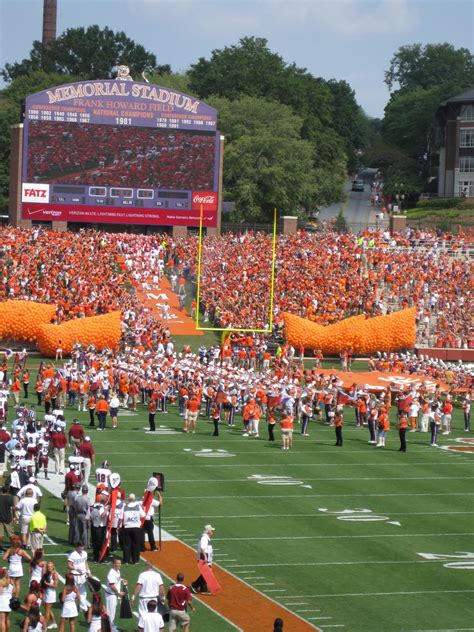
left=191, top=191, right=218, bottom=211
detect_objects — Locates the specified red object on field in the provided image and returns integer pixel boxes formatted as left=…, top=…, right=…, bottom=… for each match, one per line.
left=197, top=560, right=222, bottom=594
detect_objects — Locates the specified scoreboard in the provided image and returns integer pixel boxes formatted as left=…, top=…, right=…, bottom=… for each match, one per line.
left=21, top=80, right=220, bottom=227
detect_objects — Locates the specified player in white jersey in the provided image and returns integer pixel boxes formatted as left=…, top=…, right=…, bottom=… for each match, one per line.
left=36, top=438, right=50, bottom=479
left=95, top=461, right=112, bottom=487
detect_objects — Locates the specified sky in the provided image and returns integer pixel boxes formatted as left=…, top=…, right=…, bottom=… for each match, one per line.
left=0, top=0, right=473, bottom=118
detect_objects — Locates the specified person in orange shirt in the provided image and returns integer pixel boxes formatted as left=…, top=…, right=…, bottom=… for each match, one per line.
left=280, top=413, right=294, bottom=450
left=186, top=394, right=201, bottom=434
left=442, top=398, right=453, bottom=435
left=377, top=407, right=390, bottom=447
left=95, top=395, right=109, bottom=431
left=398, top=414, right=408, bottom=452
left=10, top=377, right=21, bottom=405
left=35, top=378, right=44, bottom=406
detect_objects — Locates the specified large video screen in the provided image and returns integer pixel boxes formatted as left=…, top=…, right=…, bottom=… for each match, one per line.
left=21, top=80, right=220, bottom=227
left=27, top=121, right=216, bottom=191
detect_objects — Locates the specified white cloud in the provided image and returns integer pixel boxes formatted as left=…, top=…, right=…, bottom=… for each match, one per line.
left=127, top=0, right=418, bottom=36
left=270, top=0, right=419, bottom=35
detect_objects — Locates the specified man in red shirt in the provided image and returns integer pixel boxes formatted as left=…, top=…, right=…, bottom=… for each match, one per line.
left=68, top=419, right=85, bottom=450
left=442, top=398, right=453, bottom=434
left=51, top=427, right=67, bottom=475
left=167, top=572, right=195, bottom=632
left=78, top=437, right=95, bottom=484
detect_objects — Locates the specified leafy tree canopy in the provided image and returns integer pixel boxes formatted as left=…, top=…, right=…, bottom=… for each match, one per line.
left=385, top=43, right=474, bottom=92
left=1, top=25, right=158, bottom=82
left=208, top=95, right=317, bottom=221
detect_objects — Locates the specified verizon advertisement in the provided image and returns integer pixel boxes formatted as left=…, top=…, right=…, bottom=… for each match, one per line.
left=22, top=201, right=218, bottom=227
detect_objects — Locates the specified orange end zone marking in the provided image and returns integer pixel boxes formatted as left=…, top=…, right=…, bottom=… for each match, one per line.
left=142, top=542, right=321, bottom=632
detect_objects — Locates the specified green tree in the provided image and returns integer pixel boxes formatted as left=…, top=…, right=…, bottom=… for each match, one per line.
left=2, top=26, right=158, bottom=82
left=189, top=37, right=351, bottom=211
left=0, top=71, right=77, bottom=210
left=385, top=43, right=474, bottom=92
left=382, top=43, right=474, bottom=191
left=209, top=96, right=317, bottom=221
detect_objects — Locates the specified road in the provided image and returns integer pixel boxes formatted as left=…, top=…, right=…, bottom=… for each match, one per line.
left=318, top=169, right=389, bottom=232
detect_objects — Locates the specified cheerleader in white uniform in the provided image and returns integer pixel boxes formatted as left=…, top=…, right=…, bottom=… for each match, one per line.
left=86, top=593, right=106, bottom=632
left=3, top=535, right=31, bottom=597
left=29, top=549, right=46, bottom=589
left=59, top=574, right=79, bottom=632
left=43, top=561, right=59, bottom=630
left=0, top=567, right=14, bottom=632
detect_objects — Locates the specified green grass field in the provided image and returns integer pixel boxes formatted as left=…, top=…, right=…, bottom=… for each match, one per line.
left=5, top=372, right=473, bottom=632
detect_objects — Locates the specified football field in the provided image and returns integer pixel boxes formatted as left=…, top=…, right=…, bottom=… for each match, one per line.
left=33, top=395, right=474, bottom=632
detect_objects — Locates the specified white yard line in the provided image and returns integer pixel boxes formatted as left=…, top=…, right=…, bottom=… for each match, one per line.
left=164, top=492, right=474, bottom=500
left=214, top=533, right=474, bottom=541
left=226, top=560, right=439, bottom=568
left=150, top=510, right=474, bottom=519
left=279, top=590, right=474, bottom=598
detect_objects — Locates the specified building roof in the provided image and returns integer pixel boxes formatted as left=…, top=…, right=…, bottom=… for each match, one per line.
left=440, top=88, right=474, bottom=106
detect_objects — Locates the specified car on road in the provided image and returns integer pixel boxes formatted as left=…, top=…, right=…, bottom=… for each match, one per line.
left=351, top=179, right=365, bottom=192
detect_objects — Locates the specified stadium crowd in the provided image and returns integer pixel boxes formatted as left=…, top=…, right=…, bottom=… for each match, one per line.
left=27, top=122, right=216, bottom=191
left=0, top=226, right=472, bottom=348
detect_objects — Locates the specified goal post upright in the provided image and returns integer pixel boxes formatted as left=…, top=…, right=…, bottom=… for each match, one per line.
left=195, top=206, right=278, bottom=334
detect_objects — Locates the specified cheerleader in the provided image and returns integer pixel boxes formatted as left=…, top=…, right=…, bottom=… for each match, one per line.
left=0, top=567, right=14, bottom=632
left=59, top=574, right=79, bottom=632
left=29, top=550, right=46, bottom=589
left=2, top=535, right=31, bottom=597
left=42, top=561, right=58, bottom=630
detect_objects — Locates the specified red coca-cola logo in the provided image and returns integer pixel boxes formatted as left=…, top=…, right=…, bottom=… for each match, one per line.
left=192, top=191, right=217, bottom=210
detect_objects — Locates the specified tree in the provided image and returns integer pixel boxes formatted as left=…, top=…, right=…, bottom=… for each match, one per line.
left=0, top=71, right=78, bottom=210
left=382, top=43, right=474, bottom=193
left=208, top=96, right=317, bottom=221
left=189, top=37, right=351, bottom=210
left=385, top=43, right=474, bottom=92
left=1, top=26, right=157, bottom=82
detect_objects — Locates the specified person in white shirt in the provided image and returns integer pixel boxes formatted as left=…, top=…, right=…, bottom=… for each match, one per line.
left=105, top=557, right=126, bottom=631
left=137, top=600, right=164, bottom=632
left=131, top=560, right=165, bottom=616
left=16, top=489, right=36, bottom=547
left=121, top=494, right=145, bottom=564
left=17, top=479, right=42, bottom=503
left=109, top=393, right=120, bottom=429
left=67, top=542, right=91, bottom=611
left=191, top=524, right=214, bottom=594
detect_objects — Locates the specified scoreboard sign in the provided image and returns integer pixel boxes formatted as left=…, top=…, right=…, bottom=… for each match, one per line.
left=21, top=80, right=220, bottom=226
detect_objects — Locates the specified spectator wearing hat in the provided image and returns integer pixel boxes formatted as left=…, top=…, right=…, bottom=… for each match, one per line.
left=191, top=524, right=215, bottom=594
left=29, top=504, right=47, bottom=552
left=78, top=437, right=95, bottom=483
left=122, top=494, right=145, bottom=565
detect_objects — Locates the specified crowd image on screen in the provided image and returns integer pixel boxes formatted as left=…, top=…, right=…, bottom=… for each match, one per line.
left=26, top=121, right=216, bottom=191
